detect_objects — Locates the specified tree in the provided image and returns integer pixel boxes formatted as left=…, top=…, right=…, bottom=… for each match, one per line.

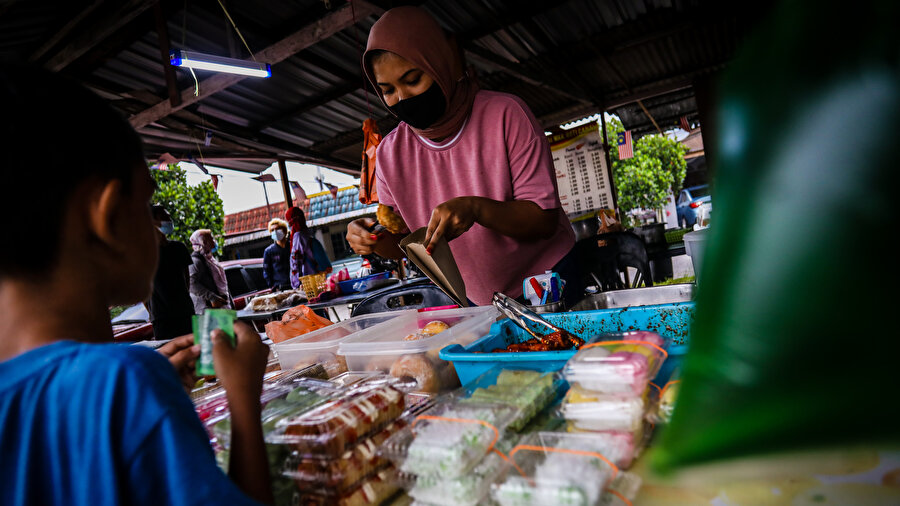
left=604, top=116, right=689, bottom=221
left=151, top=165, right=225, bottom=252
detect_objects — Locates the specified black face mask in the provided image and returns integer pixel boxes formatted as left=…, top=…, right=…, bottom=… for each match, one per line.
left=388, top=82, right=446, bottom=129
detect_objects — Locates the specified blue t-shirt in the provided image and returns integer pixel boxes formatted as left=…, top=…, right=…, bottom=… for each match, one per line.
left=0, top=340, right=261, bottom=506
left=262, top=242, right=291, bottom=288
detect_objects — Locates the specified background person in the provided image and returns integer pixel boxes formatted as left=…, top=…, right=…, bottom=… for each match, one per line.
left=188, top=229, right=230, bottom=313
left=146, top=205, right=194, bottom=340
left=345, top=6, right=579, bottom=306
left=262, top=218, right=291, bottom=291
left=0, top=65, right=272, bottom=505
left=286, top=206, right=331, bottom=289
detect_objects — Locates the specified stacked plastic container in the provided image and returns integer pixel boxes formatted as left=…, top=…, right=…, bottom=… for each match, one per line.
left=453, top=366, right=565, bottom=432
left=559, top=330, right=669, bottom=467
left=491, top=431, right=641, bottom=506
left=380, top=400, right=519, bottom=506
left=338, top=306, right=499, bottom=393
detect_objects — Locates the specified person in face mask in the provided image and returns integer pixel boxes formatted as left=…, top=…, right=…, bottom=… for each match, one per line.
left=346, top=6, right=579, bottom=307
left=188, top=229, right=230, bottom=313
left=262, top=218, right=292, bottom=291
left=146, top=205, right=195, bottom=340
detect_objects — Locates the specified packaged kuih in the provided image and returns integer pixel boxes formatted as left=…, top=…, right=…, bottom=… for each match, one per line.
left=456, top=367, right=564, bottom=432
left=292, top=466, right=401, bottom=506
left=281, top=417, right=408, bottom=493
left=563, top=331, right=668, bottom=396
left=406, top=450, right=507, bottom=506
left=379, top=400, right=517, bottom=479
left=268, top=382, right=405, bottom=458
left=559, top=384, right=656, bottom=434
left=655, top=374, right=681, bottom=425
left=491, top=432, right=626, bottom=506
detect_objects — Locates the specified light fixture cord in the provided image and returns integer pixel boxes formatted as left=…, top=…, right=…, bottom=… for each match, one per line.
left=217, top=0, right=258, bottom=62
left=188, top=67, right=199, bottom=96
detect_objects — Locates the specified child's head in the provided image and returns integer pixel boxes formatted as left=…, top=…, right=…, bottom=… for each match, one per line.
left=0, top=65, right=158, bottom=305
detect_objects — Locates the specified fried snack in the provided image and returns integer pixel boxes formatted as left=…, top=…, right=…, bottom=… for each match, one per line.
left=390, top=354, right=440, bottom=393
left=376, top=203, right=407, bottom=234
left=422, top=320, right=450, bottom=336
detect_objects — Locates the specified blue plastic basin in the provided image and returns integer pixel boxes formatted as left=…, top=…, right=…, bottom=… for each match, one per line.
left=336, top=271, right=390, bottom=294
left=439, top=302, right=694, bottom=386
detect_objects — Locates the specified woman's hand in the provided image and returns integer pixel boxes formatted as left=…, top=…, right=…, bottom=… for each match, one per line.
left=346, top=218, right=380, bottom=255
left=157, top=334, right=200, bottom=393
left=423, top=197, right=481, bottom=252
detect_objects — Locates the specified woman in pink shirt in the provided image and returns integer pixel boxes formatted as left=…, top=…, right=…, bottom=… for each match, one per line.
left=346, top=6, right=579, bottom=306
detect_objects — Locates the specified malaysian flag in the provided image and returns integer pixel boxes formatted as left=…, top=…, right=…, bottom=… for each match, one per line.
left=289, top=181, right=307, bottom=202
left=210, top=174, right=219, bottom=191
left=617, top=130, right=633, bottom=160
left=679, top=116, right=691, bottom=132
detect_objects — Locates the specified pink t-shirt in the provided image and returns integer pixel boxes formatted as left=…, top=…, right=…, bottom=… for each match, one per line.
left=376, top=90, right=575, bottom=305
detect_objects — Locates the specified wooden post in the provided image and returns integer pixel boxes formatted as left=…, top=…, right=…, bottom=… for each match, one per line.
left=278, top=158, right=293, bottom=208
left=154, top=0, right=181, bottom=107
left=599, top=112, right=620, bottom=218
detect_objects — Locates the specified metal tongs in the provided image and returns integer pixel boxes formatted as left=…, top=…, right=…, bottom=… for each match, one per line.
left=491, top=292, right=565, bottom=340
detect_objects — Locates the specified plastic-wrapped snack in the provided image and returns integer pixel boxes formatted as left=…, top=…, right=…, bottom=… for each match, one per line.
left=599, top=471, right=642, bottom=506
left=491, top=432, right=623, bottom=506
left=458, top=368, right=563, bottom=432
left=269, top=383, right=405, bottom=458
left=564, top=331, right=668, bottom=396
left=295, top=466, right=401, bottom=506
left=656, top=376, right=680, bottom=424
left=283, top=419, right=407, bottom=492
left=380, top=402, right=516, bottom=479
left=407, top=451, right=506, bottom=506
left=559, top=387, right=651, bottom=433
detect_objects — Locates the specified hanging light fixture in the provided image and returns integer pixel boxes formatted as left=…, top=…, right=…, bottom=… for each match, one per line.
left=169, top=49, right=271, bottom=78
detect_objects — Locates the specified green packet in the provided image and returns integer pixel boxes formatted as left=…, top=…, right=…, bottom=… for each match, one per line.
left=193, top=309, right=237, bottom=376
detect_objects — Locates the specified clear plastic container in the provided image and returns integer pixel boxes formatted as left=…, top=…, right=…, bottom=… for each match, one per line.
left=563, top=331, right=668, bottom=396
left=656, top=376, right=680, bottom=424
left=379, top=401, right=517, bottom=479
left=292, top=466, right=401, bottom=506
left=268, top=383, right=405, bottom=458
left=407, top=451, right=507, bottom=506
left=273, top=310, right=415, bottom=373
left=282, top=418, right=408, bottom=493
left=491, top=432, right=625, bottom=506
left=559, top=386, right=652, bottom=433
left=455, top=367, right=565, bottom=432
left=338, top=306, right=499, bottom=393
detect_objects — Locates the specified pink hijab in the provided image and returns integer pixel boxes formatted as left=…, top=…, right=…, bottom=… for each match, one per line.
left=363, top=6, right=479, bottom=141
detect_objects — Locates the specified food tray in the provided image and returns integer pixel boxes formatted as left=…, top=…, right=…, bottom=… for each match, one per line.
left=379, top=401, right=518, bottom=479
left=491, top=432, right=626, bottom=506
left=570, top=284, right=694, bottom=311
left=439, top=303, right=694, bottom=386
left=406, top=451, right=506, bottom=506
left=563, top=331, right=668, bottom=396
left=454, top=367, right=566, bottom=432
left=273, top=310, right=414, bottom=371
left=282, top=419, right=407, bottom=493
left=337, top=271, right=393, bottom=294
left=338, top=306, right=499, bottom=393
left=268, top=383, right=405, bottom=459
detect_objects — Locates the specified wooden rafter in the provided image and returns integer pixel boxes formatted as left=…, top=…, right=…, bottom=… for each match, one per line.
left=129, top=1, right=380, bottom=130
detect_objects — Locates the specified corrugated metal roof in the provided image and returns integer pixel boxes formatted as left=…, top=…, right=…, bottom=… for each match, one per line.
left=1, top=0, right=776, bottom=173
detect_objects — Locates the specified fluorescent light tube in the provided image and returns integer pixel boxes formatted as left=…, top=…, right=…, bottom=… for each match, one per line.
left=170, top=49, right=271, bottom=78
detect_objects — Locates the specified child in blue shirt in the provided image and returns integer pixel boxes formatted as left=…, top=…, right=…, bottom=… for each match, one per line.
left=0, top=66, right=273, bottom=505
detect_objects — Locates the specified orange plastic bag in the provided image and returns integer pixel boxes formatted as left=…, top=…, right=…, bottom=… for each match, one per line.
left=359, top=118, right=381, bottom=204
left=264, top=305, right=332, bottom=343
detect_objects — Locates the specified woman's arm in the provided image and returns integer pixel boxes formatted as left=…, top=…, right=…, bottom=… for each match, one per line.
left=346, top=218, right=406, bottom=259
left=423, top=197, right=559, bottom=251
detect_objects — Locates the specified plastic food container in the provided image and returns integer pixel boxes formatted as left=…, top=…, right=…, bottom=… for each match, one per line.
left=455, top=367, right=566, bottom=432
left=559, top=391, right=647, bottom=433
left=440, top=303, right=694, bottom=386
left=491, top=432, right=626, bottom=506
left=656, top=375, right=680, bottom=424
left=338, top=306, right=499, bottom=393
left=407, top=451, right=507, bottom=506
left=282, top=418, right=407, bottom=493
left=336, top=271, right=392, bottom=294
left=273, top=310, right=414, bottom=372
left=563, top=331, right=668, bottom=396
left=268, top=383, right=405, bottom=458
left=379, top=401, right=517, bottom=479
left=293, top=466, right=401, bottom=506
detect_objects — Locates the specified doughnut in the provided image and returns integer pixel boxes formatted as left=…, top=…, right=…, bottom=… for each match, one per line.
left=421, top=320, right=450, bottom=336
left=376, top=204, right=407, bottom=234
left=389, top=354, right=440, bottom=393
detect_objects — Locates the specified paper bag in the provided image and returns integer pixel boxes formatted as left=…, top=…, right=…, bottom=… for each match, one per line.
left=399, top=228, right=468, bottom=307
left=264, top=305, right=333, bottom=343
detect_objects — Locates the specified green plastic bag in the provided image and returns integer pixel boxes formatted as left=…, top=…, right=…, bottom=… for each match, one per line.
left=651, top=0, right=900, bottom=472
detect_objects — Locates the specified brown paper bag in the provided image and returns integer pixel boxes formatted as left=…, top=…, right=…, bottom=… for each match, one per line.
left=399, top=228, right=468, bottom=307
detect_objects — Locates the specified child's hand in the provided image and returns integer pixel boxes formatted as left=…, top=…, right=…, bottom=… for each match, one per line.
left=157, top=334, right=200, bottom=393
left=211, top=321, right=269, bottom=410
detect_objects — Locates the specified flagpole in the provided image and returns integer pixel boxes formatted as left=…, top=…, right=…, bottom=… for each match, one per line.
left=261, top=182, right=271, bottom=219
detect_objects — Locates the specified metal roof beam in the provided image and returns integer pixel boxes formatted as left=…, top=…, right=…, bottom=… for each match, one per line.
left=129, top=1, right=380, bottom=130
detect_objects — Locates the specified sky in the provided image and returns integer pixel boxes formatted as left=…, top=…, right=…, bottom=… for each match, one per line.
left=178, top=160, right=359, bottom=215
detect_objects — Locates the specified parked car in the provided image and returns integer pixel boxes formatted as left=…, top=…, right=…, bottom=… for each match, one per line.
left=676, top=184, right=712, bottom=228
left=111, top=257, right=271, bottom=341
